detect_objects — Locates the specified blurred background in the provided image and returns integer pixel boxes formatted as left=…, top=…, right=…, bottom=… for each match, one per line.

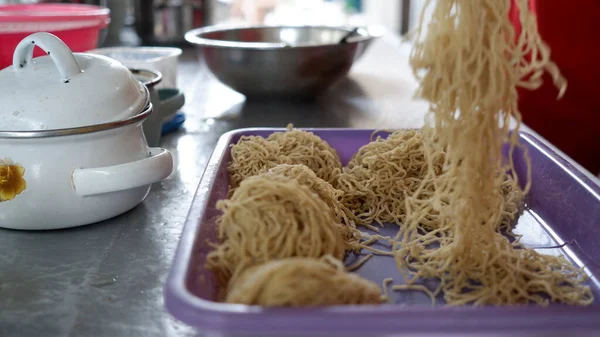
left=0, top=0, right=438, bottom=145
left=0, top=0, right=430, bottom=47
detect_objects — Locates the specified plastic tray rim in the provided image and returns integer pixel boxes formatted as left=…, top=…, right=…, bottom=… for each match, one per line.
left=164, top=127, right=600, bottom=334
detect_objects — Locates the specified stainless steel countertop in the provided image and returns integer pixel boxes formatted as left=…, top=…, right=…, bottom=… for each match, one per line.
left=0, top=35, right=596, bottom=337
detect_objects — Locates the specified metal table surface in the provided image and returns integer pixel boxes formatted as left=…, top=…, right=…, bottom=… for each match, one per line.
left=0, top=36, right=597, bottom=337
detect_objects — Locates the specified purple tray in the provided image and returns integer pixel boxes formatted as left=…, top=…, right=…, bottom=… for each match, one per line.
left=165, top=128, right=600, bottom=337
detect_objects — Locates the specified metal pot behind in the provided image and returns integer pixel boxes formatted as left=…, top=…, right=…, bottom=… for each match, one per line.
left=130, top=68, right=185, bottom=147
left=134, top=0, right=211, bottom=45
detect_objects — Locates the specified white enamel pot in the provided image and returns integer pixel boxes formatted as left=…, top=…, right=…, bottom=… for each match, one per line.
left=0, top=107, right=173, bottom=230
left=0, top=33, right=174, bottom=230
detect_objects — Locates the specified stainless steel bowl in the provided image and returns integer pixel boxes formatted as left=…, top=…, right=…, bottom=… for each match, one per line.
left=185, top=25, right=383, bottom=98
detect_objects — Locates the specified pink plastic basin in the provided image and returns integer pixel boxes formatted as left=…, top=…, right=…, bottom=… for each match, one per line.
left=0, top=4, right=110, bottom=70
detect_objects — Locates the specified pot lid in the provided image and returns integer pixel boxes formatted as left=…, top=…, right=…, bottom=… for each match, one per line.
left=0, top=32, right=148, bottom=132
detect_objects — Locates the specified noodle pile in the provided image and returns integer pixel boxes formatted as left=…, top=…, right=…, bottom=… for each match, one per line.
left=337, top=129, right=523, bottom=234
left=206, top=172, right=349, bottom=288
left=337, top=130, right=443, bottom=230
left=204, top=0, right=594, bottom=308
left=263, top=164, right=360, bottom=243
left=207, top=164, right=379, bottom=306
left=225, top=256, right=382, bottom=306
left=267, top=128, right=342, bottom=184
left=227, top=125, right=342, bottom=193
left=393, top=0, right=593, bottom=305
left=227, top=135, right=280, bottom=191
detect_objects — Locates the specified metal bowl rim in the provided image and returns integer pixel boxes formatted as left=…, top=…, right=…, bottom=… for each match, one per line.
left=130, top=67, right=163, bottom=88
left=184, top=24, right=384, bottom=50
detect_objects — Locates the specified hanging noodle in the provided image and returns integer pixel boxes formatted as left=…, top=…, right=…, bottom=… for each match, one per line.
left=225, top=256, right=382, bottom=306
left=393, top=0, right=593, bottom=305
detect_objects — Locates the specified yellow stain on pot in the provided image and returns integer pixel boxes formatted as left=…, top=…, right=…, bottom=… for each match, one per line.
left=0, top=159, right=27, bottom=202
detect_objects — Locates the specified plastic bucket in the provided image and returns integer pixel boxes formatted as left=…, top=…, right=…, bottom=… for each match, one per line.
left=0, top=4, right=110, bottom=70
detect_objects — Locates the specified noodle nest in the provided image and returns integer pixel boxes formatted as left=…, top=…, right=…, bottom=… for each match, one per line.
left=264, top=164, right=361, bottom=244
left=337, top=129, right=523, bottom=233
left=225, top=256, right=383, bottom=306
left=227, top=126, right=342, bottom=193
left=206, top=171, right=349, bottom=289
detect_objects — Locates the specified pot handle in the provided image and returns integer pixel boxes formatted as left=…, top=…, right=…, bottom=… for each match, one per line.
left=72, top=148, right=174, bottom=197
left=13, top=32, right=82, bottom=83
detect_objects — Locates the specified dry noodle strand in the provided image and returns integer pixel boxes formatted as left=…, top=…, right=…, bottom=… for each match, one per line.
left=346, top=254, right=374, bottom=272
